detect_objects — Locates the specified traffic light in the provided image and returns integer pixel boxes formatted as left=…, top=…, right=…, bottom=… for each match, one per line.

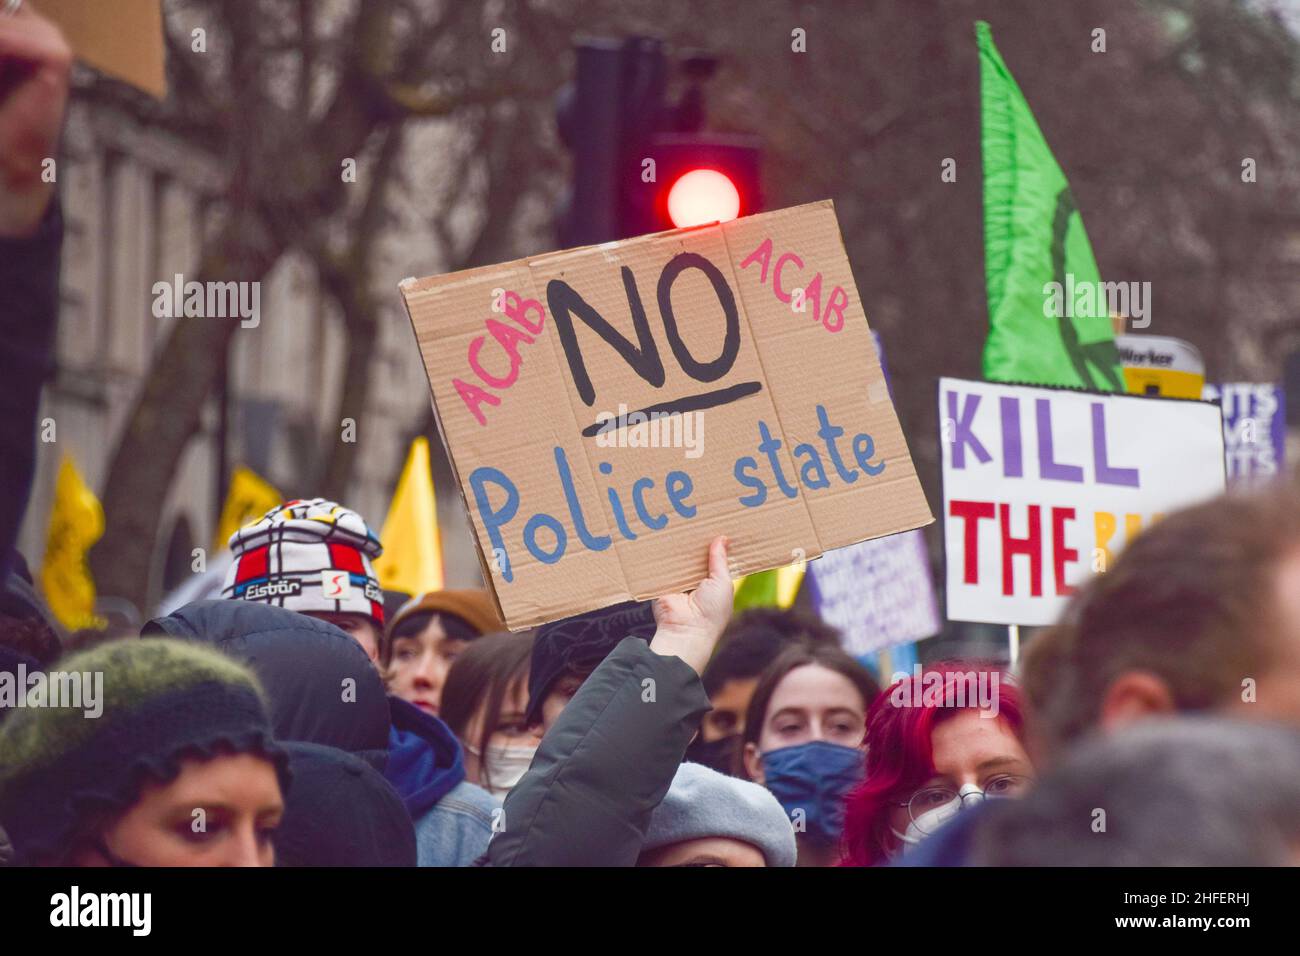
left=555, top=37, right=761, bottom=246
left=666, top=168, right=740, bottom=228
left=628, top=131, right=761, bottom=235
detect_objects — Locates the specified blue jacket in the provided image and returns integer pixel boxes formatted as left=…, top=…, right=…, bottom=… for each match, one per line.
left=386, top=697, right=495, bottom=866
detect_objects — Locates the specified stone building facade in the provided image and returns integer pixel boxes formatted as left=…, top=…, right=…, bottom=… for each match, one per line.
left=17, top=98, right=482, bottom=622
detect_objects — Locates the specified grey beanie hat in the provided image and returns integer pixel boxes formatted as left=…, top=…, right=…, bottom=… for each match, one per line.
left=643, top=762, right=797, bottom=867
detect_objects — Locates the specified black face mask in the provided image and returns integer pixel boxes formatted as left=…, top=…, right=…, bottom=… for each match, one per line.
left=684, top=734, right=741, bottom=776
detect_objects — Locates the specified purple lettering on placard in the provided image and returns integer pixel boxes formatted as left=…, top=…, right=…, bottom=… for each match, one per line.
left=946, top=390, right=992, bottom=469
left=1036, top=398, right=1083, bottom=482
left=1000, top=396, right=1023, bottom=478
left=1092, top=402, right=1139, bottom=487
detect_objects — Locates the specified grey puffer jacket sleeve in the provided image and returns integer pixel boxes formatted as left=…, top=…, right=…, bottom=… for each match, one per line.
left=487, top=636, right=710, bottom=867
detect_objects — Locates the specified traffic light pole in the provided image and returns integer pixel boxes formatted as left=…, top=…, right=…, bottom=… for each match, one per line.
left=556, top=35, right=761, bottom=242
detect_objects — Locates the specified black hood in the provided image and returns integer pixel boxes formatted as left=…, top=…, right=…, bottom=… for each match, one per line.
left=1, top=553, right=58, bottom=632
left=144, top=599, right=390, bottom=769
left=1, top=552, right=61, bottom=663
left=525, top=600, right=657, bottom=727
left=275, top=741, right=417, bottom=867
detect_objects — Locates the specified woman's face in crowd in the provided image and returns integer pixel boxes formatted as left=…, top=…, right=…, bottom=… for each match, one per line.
left=743, top=664, right=867, bottom=782
left=700, top=676, right=760, bottom=742
left=461, top=675, right=542, bottom=787
left=887, top=710, right=1034, bottom=846
left=74, top=752, right=283, bottom=867
left=387, top=615, right=471, bottom=717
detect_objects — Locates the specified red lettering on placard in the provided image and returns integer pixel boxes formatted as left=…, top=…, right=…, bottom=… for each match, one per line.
left=1000, top=503, right=1042, bottom=597
left=454, top=290, right=547, bottom=425
left=739, top=237, right=848, bottom=333
left=469, top=319, right=535, bottom=389
left=773, top=252, right=804, bottom=303
left=739, top=237, right=774, bottom=283
left=1051, top=506, right=1078, bottom=597
left=454, top=378, right=501, bottom=427
left=801, top=272, right=824, bottom=324
left=503, top=290, right=545, bottom=335
left=949, top=499, right=996, bottom=585
left=822, top=285, right=848, bottom=332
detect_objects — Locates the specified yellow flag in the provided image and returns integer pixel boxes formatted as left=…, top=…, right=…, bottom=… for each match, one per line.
left=41, top=454, right=106, bottom=631
left=775, top=564, right=804, bottom=608
left=213, top=466, right=283, bottom=551
left=374, top=437, right=444, bottom=594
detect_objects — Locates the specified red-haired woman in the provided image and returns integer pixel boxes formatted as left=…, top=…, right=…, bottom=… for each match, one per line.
left=840, top=663, right=1034, bottom=866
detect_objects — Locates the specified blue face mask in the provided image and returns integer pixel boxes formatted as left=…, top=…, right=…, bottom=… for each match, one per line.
left=760, top=740, right=864, bottom=846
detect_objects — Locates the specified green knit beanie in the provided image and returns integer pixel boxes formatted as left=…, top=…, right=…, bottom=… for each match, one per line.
left=0, top=638, right=287, bottom=864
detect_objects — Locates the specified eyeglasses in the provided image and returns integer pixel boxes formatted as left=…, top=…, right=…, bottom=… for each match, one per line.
left=895, top=774, right=1032, bottom=835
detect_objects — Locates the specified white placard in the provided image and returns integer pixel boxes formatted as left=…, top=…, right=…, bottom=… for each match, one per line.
left=940, top=377, right=1226, bottom=626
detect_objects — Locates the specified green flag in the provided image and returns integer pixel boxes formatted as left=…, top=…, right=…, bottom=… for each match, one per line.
left=733, top=569, right=780, bottom=611
left=977, top=20, right=1122, bottom=391
left=732, top=564, right=804, bottom=612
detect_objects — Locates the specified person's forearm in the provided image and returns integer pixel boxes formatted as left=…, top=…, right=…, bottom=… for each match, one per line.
left=649, top=628, right=713, bottom=675
left=489, top=637, right=711, bottom=866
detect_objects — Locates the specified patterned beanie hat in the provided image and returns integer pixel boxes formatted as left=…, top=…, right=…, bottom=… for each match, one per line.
left=222, top=498, right=385, bottom=627
left=0, top=638, right=287, bottom=864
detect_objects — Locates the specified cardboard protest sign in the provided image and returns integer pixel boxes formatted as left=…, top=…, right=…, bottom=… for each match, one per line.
left=400, top=201, right=932, bottom=629
left=804, top=327, right=940, bottom=655
left=940, top=377, right=1225, bottom=627
left=1203, top=382, right=1284, bottom=488
left=38, top=0, right=167, bottom=99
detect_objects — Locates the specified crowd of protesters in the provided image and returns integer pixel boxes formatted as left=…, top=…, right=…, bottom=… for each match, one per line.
left=4, top=4, right=1300, bottom=868
left=5, top=486, right=1300, bottom=867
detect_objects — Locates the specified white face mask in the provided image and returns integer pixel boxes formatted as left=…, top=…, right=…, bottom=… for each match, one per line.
left=471, top=743, right=538, bottom=798
left=891, top=783, right=985, bottom=853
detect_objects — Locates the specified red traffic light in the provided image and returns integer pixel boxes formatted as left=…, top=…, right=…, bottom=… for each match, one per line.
left=666, top=168, right=742, bottom=228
